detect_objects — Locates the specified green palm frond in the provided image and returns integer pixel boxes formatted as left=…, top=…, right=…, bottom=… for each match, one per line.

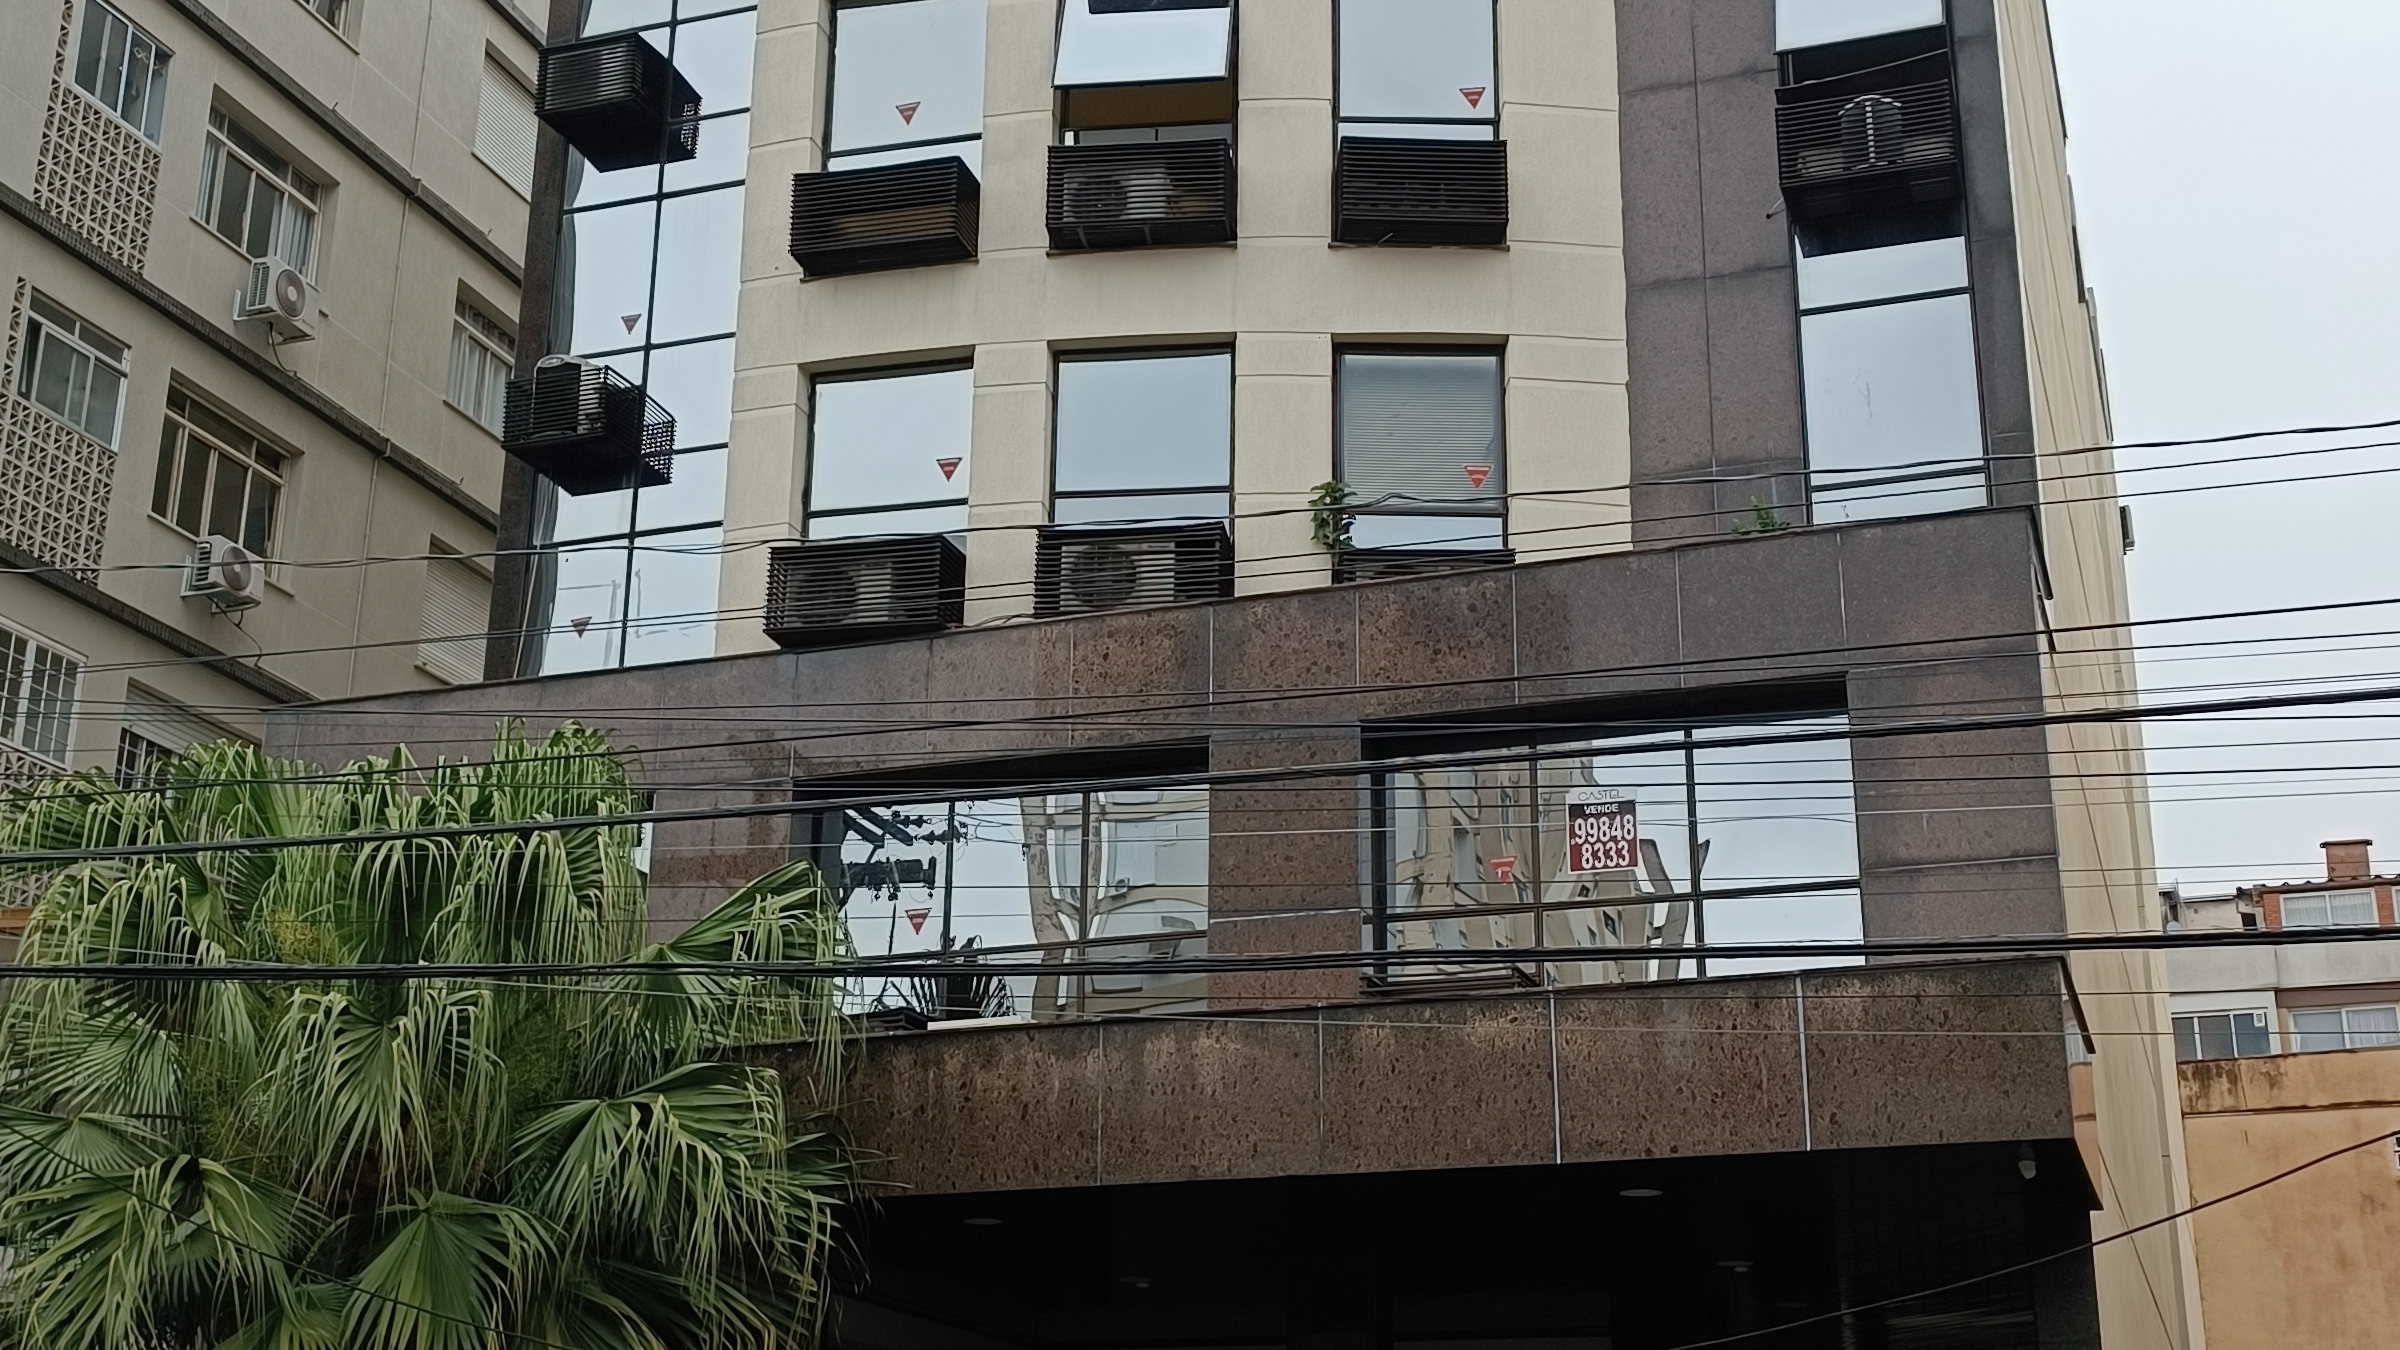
left=0, top=721, right=854, bottom=1350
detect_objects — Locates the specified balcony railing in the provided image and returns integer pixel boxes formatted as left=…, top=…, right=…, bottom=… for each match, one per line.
left=1033, top=522, right=1232, bottom=616
left=1046, top=139, right=1236, bottom=251
left=536, top=33, right=700, bottom=171
left=790, top=157, right=981, bottom=277
left=1775, top=68, right=1960, bottom=221
left=763, top=535, right=965, bottom=649
left=500, top=358, right=672, bottom=496
left=1335, top=137, right=1510, bottom=246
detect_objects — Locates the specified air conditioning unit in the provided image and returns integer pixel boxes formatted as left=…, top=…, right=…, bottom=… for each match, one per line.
left=1033, top=523, right=1230, bottom=616
left=763, top=536, right=965, bottom=649
left=1060, top=163, right=1174, bottom=227
left=240, top=257, right=318, bottom=341
left=183, top=534, right=267, bottom=610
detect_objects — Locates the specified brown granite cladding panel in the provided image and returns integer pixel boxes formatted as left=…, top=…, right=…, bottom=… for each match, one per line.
left=1206, top=911, right=1362, bottom=1009
left=1554, top=984, right=1807, bottom=1161
left=1673, top=530, right=1845, bottom=678
left=1861, top=856, right=2066, bottom=947
left=1356, top=570, right=1516, bottom=717
left=1210, top=733, right=1362, bottom=917
left=1210, top=587, right=1360, bottom=726
left=1095, top=1016, right=1323, bottom=1184
left=844, top=1023, right=1102, bottom=1193
left=1068, top=607, right=1211, bottom=746
left=921, top=622, right=1075, bottom=759
left=783, top=639, right=937, bottom=770
left=1836, top=513, right=2042, bottom=660
left=1318, top=999, right=1555, bottom=1173
left=1847, top=656, right=2059, bottom=879
left=1798, top=963, right=2073, bottom=1151
left=1618, top=0, right=1806, bottom=543
left=644, top=787, right=793, bottom=934
left=1513, top=546, right=1682, bottom=698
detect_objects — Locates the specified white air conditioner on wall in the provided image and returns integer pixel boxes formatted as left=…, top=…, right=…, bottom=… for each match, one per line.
left=183, top=534, right=267, bottom=611
left=240, top=256, right=319, bottom=341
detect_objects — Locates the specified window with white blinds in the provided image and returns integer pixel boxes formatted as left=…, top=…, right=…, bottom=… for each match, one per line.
left=122, top=687, right=234, bottom=753
left=418, top=553, right=491, bottom=684
left=475, top=57, right=539, bottom=196
left=1337, top=350, right=1505, bottom=514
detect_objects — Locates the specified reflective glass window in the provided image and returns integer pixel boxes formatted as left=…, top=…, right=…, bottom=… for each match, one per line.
left=1054, top=0, right=1232, bottom=88
left=671, top=8, right=759, bottom=109
left=1798, top=281, right=1985, bottom=522
left=625, top=527, right=723, bottom=664
left=1338, top=349, right=1504, bottom=540
left=73, top=1, right=170, bottom=142
left=817, top=785, right=1209, bottom=1020
left=1775, top=0, right=1942, bottom=51
left=1054, top=350, right=1230, bottom=523
left=560, top=201, right=659, bottom=352
left=1372, top=713, right=1861, bottom=987
left=665, top=111, right=751, bottom=192
left=650, top=187, right=745, bottom=343
left=1337, top=0, right=1494, bottom=132
left=829, top=0, right=987, bottom=165
left=809, top=366, right=974, bottom=536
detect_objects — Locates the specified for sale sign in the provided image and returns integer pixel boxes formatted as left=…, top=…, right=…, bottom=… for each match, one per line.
left=1566, top=787, right=1638, bottom=873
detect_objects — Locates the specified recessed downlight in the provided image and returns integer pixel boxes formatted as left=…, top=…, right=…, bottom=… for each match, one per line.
left=1619, top=1187, right=1663, bottom=1198
left=962, top=1216, right=1003, bottom=1226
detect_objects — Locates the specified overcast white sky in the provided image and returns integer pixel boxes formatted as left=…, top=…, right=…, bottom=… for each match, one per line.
left=2049, top=1, right=2400, bottom=892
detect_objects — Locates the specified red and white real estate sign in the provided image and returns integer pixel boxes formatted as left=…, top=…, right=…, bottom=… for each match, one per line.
left=1565, top=787, right=1638, bottom=874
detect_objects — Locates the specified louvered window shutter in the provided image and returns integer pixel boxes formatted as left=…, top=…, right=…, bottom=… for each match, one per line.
left=418, top=556, right=491, bottom=685
left=1337, top=352, right=1505, bottom=512
left=476, top=58, right=540, bottom=196
left=122, top=689, right=240, bottom=751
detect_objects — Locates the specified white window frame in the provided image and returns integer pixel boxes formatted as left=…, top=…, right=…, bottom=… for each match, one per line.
left=151, top=388, right=289, bottom=558
left=2171, top=1008, right=2274, bottom=1063
left=72, top=0, right=172, bottom=143
left=196, top=109, right=324, bottom=274
left=446, top=299, right=516, bottom=436
left=15, top=291, right=128, bottom=449
left=0, top=622, right=85, bottom=766
left=2279, top=888, right=2378, bottom=929
left=295, top=0, right=349, bottom=37
left=2288, top=1004, right=2400, bottom=1053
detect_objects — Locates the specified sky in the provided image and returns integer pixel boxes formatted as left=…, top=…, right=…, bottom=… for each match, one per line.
left=2049, top=0, right=2400, bottom=892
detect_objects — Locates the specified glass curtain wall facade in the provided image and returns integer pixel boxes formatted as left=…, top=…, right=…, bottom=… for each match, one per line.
left=538, top=0, right=754, bottom=673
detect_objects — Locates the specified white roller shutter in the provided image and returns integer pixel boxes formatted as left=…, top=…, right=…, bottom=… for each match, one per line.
left=1336, top=351, right=1505, bottom=511
left=475, top=57, right=539, bottom=197
left=122, top=688, right=241, bottom=752
left=418, top=555, right=491, bottom=685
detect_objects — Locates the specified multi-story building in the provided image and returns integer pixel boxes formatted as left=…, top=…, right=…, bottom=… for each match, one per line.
left=270, top=0, right=2201, bottom=1344
left=2153, top=838, right=2400, bottom=1348
left=0, top=0, right=537, bottom=795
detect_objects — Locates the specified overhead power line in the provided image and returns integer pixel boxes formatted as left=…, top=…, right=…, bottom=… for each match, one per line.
left=0, top=921, right=2392, bottom=983
left=11, top=678, right=2400, bottom=866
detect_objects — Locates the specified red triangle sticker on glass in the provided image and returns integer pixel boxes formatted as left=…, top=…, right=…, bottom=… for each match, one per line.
left=905, top=906, right=931, bottom=935
left=1463, top=463, right=1493, bottom=488
left=936, top=456, right=962, bottom=481
left=620, top=313, right=641, bottom=333
left=569, top=616, right=592, bottom=637
left=896, top=101, right=921, bottom=125
left=1460, top=86, right=1486, bottom=109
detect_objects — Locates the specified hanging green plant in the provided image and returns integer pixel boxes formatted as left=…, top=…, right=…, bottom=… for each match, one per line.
left=1310, top=479, right=1355, bottom=552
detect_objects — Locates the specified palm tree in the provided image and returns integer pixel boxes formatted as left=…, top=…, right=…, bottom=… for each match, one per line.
left=0, top=722, right=850, bottom=1350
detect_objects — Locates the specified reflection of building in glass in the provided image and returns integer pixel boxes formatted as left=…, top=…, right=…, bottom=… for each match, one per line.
left=1377, top=718, right=1860, bottom=988
left=817, top=787, right=1208, bottom=1021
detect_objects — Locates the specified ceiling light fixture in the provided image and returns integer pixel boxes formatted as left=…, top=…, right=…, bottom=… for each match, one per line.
left=1619, top=1187, right=1663, bottom=1198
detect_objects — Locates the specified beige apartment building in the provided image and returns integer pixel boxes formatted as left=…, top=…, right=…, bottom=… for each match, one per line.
left=0, top=0, right=536, bottom=789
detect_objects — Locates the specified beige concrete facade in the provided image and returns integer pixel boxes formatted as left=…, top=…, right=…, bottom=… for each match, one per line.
left=717, top=0, right=1632, bottom=645
left=2176, top=1046, right=2400, bottom=1350
left=0, top=0, right=534, bottom=782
